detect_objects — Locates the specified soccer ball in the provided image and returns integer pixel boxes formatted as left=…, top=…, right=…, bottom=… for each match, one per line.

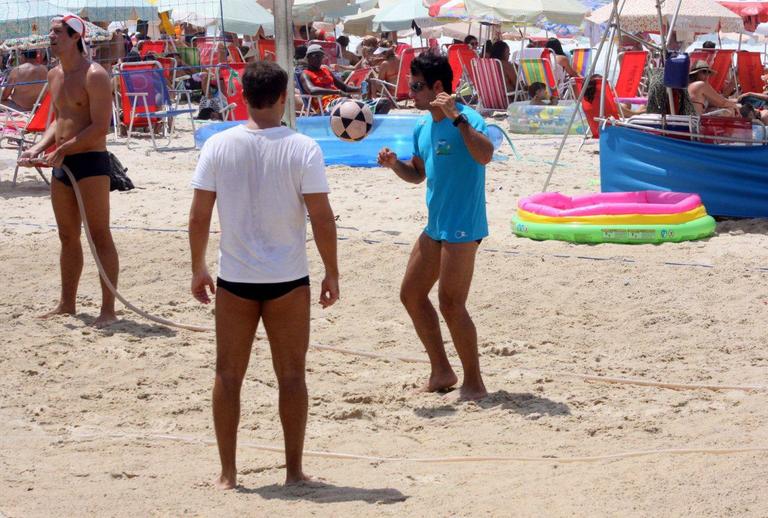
left=329, top=100, right=374, bottom=142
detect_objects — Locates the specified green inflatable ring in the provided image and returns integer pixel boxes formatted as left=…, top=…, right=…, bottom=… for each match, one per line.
left=511, top=215, right=716, bottom=244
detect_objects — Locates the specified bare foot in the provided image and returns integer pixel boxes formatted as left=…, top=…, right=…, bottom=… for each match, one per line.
left=285, top=472, right=312, bottom=486
left=445, top=384, right=488, bottom=403
left=92, top=311, right=118, bottom=328
left=418, top=370, right=459, bottom=393
left=214, top=472, right=237, bottom=490
left=38, top=303, right=76, bottom=319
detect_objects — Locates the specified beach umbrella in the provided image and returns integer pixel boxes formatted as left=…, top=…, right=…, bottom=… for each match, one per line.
left=462, top=0, right=588, bottom=26
left=53, top=0, right=158, bottom=22
left=160, top=0, right=274, bottom=34
left=427, top=0, right=468, bottom=19
left=292, top=0, right=352, bottom=21
left=374, top=0, right=445, bottom=32
left=717, top=1, right=768, bottom=31
left=586, top=0, right=744, bottom=35
left=342, top=7, right=379, bottom=35
left=0, top=0, right=61, bottom=39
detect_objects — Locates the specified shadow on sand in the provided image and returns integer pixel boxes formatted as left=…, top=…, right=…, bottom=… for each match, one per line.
left=413, top=390, right=570, bottom=418
left=238, top=480, right=408, bottom=504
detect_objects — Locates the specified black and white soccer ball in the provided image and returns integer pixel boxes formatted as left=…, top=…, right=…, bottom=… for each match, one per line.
left=329, top=100, right=374, bottom=142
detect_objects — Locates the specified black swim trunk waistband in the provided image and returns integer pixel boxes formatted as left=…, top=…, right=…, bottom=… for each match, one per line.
left=217, top=276, right=310, bottom=302
left=52, top=151, right=110, bottom=187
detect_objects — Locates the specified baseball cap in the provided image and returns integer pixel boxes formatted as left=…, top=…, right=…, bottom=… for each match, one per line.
left=306, top=43, right=325, bottom=55
left=55, top=12, right=89, bottom=55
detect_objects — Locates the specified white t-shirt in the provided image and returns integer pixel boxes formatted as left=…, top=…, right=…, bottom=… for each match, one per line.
left=192, top=124, right=329, bottom=283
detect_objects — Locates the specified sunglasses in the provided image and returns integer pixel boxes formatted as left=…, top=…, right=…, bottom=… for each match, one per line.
left=409, top=80, right=427, bottom=92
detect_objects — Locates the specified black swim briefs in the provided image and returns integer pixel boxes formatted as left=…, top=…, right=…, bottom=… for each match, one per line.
left=216, top=276, right=310, bottom=302
left=52, top=151, right=110, bottom=187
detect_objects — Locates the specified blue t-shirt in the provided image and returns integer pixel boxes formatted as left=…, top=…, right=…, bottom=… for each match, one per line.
left=413, top=104, right=489, bottom=243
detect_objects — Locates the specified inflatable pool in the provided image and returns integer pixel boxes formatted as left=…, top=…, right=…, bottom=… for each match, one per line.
left=507, top=101, right=586, bottom=135
left=195, top=115, right=511, bottom=167
left=195, top=115, right=421, bottom=167
left=512, top=191, right=716, bottom=244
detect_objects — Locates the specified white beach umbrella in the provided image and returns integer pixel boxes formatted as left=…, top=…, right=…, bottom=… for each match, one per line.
left=342, top=7, right=379, bottom=34
left=586, top=0, right=744, bottom=34
left=424, top=0, right=588, bottom=26
left=160, top=0, right=274, bottom=35
left=374, top=0, right=445, bottom=31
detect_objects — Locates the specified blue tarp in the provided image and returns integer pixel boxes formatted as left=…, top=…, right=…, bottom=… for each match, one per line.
left=600, top=125, right=768, bottom=218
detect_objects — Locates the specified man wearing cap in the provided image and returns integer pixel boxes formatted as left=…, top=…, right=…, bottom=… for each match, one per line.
left=688, top=60, right=739, bottom=116
left=299, top=44, right=360, bottom=110
left=18, top=14, right=119, bottom=328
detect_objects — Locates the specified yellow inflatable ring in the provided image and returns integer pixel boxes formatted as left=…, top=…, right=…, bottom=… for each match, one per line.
left=516, top=205, right=707, bottom=225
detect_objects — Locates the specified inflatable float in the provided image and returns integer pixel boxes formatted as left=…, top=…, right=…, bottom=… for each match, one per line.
left=507, top=101, right=586, bottom=135
left=511, top=191, right=716, bottom=244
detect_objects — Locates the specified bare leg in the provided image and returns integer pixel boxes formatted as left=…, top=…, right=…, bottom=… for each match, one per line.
left=400, top=233, right=458, bottom=392
left=77, top=176, right=119, bottom=327
left=40, top=178, right=83, bottom=318
left=261, top=285, right=311, bottom=485
left=438, top=242, right=487, bottom=401
left=212, top=287, right=261, bottom=490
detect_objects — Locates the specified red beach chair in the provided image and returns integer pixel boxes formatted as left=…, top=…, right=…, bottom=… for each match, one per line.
left=737, top=51, right=764, bottom=94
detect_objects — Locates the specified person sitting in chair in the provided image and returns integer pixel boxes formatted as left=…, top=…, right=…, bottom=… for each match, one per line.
left=299, top=44, right=360, bottom=110
left=1, top=49, right=48, bottom=112
left=688, top=61, right=739, bottom=116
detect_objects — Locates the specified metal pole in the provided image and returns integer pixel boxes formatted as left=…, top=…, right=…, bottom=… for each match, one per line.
left=541, top=0, right=626, bottom=192
left=600, top=1, right=620, bottom=119
left=665, top=0, right=684, bottom=46
left=275, top=0, right=296, bottom=128
left=656, top=0, right=667, bottom=58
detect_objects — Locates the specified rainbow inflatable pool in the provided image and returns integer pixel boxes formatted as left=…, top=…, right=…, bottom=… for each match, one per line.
left=511, top=191, right=716, bottom=244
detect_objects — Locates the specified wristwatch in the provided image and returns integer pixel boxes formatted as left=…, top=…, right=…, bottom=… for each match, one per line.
left=452, top=113, right=468, bottom=127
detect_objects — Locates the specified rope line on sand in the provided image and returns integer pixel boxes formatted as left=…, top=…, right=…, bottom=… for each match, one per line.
left=5, top=219, right=767, bottom=273
left=69, top=430, right=768, bottom=464
left=51, top=166, right=768, bottom=396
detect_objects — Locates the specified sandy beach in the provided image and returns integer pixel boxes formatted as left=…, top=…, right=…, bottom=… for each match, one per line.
left=1, top=118, right=767, bottom=517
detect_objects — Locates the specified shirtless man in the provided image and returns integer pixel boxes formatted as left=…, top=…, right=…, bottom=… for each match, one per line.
left=1, top=50, right=47, bottom=112
left=18, top=14, right=119, bottom=327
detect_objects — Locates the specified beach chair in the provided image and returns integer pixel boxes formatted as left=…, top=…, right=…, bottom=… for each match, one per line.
left=0, top=82, right=48, bottom=144
left=614, top=50, right=648, bottom=99
left=369, top=47, right=426, bottom=108
left=737, top=51, right=764, bottom=94
left=294, top=69, right=325, bottom=116
left=137, top=40, right=167, bottom=58
left=307, top=40, right=341, bottom=66
left=117, top=61, right=196, bottom=149
left=220, top=63, right=248, bottom=121
left=256, top=38, right=306, bottom=61
left=519, top=56, right=559, bottom=99
left=395, top=43, right=411, bottom=57
left=571, top=48, right=592, bottom=78
left=178, top=46, right=200, bottom=67
left=578, top=77, right=622, bottom=139
left=471, top=58, right=514, bottom=113
left=699, top=115, right=754, bottom=144
left=345, top=67, right=372, bottom=89
left=3, top=87, right=53, bottom=186
left=447, top=43, right=478, bottom=93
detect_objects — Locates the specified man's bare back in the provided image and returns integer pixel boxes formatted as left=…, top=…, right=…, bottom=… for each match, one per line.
left=2, top=62, right=47, bottom=111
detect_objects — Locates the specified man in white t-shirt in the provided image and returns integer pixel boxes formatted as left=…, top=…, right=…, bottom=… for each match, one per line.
left=188, top=61, right=339, bottom=489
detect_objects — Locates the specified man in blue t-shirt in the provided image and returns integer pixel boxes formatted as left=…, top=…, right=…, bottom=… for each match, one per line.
left=378, top=53, right=493, bottom=401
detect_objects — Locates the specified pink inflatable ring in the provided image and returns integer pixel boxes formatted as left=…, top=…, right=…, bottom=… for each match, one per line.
left=518, top=191, right=703, bottom=217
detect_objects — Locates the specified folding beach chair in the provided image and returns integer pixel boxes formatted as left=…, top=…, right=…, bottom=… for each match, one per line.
left=614, top=50, right=648, bottom=99
left=471, top=58, right=514, bottom=113
left=345, top=67, right=372, bottom=89
left=137, top=40, right=167, bottom=58
left=3, top=87, right=53, bottom=186
left=1, top=82, right=48, bottom=144
left=577, top=77, right=622, bottom=139
left=519, top=57, right=559, bottom=99
left=294, top=69, right=325, bottom=116
left=118, top=61, right=196, bottom=149
left=307, top=40, right=341, bottom=66
left=178, top=46, right=200, bottom=67
left=447, top=43, right=478, bottom=94
left=571, top=48, right=592, bottom=78
left=220, top=63, right=248, bottom=121
left=369, top=47, right=426, bottom=108
left=736, top=51, right=764, bottom=94
left=395, top=43, right=411, bottom=57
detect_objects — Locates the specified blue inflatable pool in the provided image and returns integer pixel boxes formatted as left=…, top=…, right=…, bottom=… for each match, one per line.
left=194, top=115, right=422, bottom=167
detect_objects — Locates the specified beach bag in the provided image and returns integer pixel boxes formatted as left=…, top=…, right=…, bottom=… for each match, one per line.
left=108, top=151, right=134, bottom=192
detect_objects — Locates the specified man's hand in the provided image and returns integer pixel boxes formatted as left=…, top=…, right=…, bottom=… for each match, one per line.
left=319, top=273, right=339, bottom=308
left=191, top=269, right=216, bottom=304
left=430, top=92, right=460, bottom=120
left=43, top=145, right=69, bottom=168
left=17, top=149, right=43, bottom=168
left=377, top=147, right=398, bottom=168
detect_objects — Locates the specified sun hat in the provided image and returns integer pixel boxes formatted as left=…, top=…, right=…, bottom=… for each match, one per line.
left=689, top=60, right=715, bottom=76
left=306, top=43, right=325, bottom=55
